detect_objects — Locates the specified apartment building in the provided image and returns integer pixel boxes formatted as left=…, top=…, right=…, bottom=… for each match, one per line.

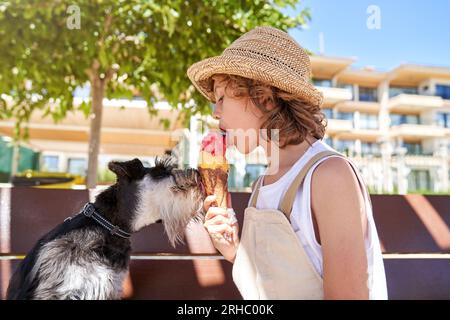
left=307, top=55, right=450, bottom=194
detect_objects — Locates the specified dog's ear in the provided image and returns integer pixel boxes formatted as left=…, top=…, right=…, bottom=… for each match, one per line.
left=108, top=158, right=145, bottom=181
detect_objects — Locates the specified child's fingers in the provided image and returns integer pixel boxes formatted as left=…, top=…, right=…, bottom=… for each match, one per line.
left=205, top=206, right=228, bottom=221
left=204, top=214, right=230, bottom=228
left=203, top=195, right=217, bottom=212
left=205, top=224, right=234, bottom=239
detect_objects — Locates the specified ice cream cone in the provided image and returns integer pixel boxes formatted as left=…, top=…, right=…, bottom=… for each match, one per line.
left=198, top=166, right=229, bottom=209
left=198, top=131, right=229, bottom=209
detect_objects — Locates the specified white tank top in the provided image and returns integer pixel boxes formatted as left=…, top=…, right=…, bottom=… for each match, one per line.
left=251, top=139, right=388, bottom=299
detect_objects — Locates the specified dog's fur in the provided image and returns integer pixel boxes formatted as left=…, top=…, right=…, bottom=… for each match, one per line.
left=6, top=157, right=205, bottom=300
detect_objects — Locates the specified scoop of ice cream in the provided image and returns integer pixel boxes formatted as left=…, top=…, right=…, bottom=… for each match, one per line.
left=199, top=131, right=228, bottom=169
left=200, top=131, right=226, bottom=157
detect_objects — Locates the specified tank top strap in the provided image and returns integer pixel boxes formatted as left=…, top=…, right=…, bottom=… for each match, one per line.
left=249, top=175, right=264, bottom=207
left=279, top=150, right=344, bottom=221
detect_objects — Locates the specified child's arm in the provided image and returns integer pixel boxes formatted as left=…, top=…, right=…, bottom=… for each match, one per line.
left=311, top=157, right=370, bottom=299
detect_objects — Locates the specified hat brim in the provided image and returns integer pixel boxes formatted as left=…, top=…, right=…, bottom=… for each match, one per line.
left=187, top=54, right=324, bottom=107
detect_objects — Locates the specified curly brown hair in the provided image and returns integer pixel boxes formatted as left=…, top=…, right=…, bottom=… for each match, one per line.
left=209, top=74, right=327, bottom=148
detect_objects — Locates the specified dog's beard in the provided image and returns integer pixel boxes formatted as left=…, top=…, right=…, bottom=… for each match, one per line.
left=134, top=176, right=204, bottom=247
left=159, top=189, right=204, bottom=247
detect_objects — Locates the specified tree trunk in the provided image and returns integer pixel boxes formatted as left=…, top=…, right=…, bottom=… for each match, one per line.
left=86, top=77, right=105, bottom=189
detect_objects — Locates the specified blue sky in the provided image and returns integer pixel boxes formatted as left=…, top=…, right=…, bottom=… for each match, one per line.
left=286, top=0, right=450, bottom=71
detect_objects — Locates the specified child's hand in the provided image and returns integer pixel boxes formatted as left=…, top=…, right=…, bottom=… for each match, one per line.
left=203, top=194, right=239, bottom=263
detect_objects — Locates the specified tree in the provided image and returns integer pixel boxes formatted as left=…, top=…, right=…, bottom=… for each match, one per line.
left=0, top=0, right=311, bottom=188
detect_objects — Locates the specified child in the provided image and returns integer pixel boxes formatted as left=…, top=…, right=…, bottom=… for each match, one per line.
left=187, top=26, right=387, bottom=300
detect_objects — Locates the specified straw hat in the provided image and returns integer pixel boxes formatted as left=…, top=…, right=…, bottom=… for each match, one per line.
left=187, top=26, right=323, bottom=107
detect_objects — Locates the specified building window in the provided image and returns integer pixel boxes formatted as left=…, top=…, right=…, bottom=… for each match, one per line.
left=403, top=142, right=422, bottom=155
left=408, top=169, right=431, bottom=192
left=435, top=112, right=450, bottom=128
left=337, top=111, right=354, bottom=121
left=359, top=87, right=378, bottom=102
left=322, top=108, right=333, bottom=119
left=390, top=113, right=420, bottom=126
left=361, top=142, right=380, bottom=155
left=435, top=85, right=450, bottom=99
left=67, top=158, right=87, bottom=176
left=312, top=78, right=332, bottom=88
left=244, top=164, right=267, bottom=188
left=335, top=140, right=354, bottom=156
left=42, top=155, right=59, bottom=172
left=228, top=164, right=237, bottom=189
left=359, top=113, right=379, bottom=129
left=389, top=86, right=418, bottom=98
left=337, top=83, right=353, bottom=90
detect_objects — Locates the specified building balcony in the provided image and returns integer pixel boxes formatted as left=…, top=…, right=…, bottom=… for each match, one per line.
left=26, top=98, right=183, bottom=131
left=390, top=123, right=446, bottom=138
left=347, top=129, right=381, bottom=140
left=331, top=129, right=381, bottom=142
left=404, top=155, right=443, bottom=167
left=353, top=154, right=443, bottom=168
left=388, top=94, right=444, bottom=112
left=316, top=86, right=352, bottom=106
left=335, top=100, right=380, bottom=113
left=0, top=99, right=183, bottom=157
left=326, top=119, right=353, bottom=134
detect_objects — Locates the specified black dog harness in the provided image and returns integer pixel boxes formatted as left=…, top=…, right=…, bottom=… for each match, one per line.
left=77, top=203, right=132, bottom=239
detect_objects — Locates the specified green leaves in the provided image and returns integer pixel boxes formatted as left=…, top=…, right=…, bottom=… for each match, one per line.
left=78, top=100, right=91, bottom=119
left=159, top=117, right=171, bottom=130
left=0, top=0, right=310, bottom=142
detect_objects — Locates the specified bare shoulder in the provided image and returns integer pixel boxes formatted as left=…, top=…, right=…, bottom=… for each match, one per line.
left=312, top=157, right=359, bottom=188
left=310, top=156, right=366, bottom=221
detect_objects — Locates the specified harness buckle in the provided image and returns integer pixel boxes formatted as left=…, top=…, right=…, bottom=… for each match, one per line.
left=83, top=203, right=95, bottom=218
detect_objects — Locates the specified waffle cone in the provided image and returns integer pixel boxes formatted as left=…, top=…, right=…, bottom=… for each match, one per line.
left=198, top=166, right=229, bottom=209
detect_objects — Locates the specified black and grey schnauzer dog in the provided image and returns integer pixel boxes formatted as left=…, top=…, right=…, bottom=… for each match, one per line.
left=7, top=157, right=205, bottom=300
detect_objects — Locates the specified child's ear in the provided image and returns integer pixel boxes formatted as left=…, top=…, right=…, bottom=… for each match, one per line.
left=108, top=158, right=145, bottom=181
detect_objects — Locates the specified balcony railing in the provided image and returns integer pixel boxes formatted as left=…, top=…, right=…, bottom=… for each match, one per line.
left=390, top=123, right=446, bottom=138
left=315, top=86, right=353, bottom=103
left=326, top=119, right=353, bottom=133
left=335, top=100, right=380, bottom=113
left=389, top=94, right=444, bottom=111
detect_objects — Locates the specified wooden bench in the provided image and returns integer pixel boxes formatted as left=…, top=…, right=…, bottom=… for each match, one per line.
left=1, top=187, right=449, bottom=299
